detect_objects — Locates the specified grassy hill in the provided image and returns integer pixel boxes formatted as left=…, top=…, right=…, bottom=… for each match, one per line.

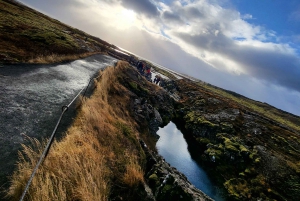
left=0, top=0, right=114, bottom=64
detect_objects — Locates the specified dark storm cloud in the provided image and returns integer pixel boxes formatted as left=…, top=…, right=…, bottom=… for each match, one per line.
left=176, top=31, right=300, bottom=92
left=176, top=6, right=205, bottom=21
left=162, top=11, right=184, bottom=25
left=184, top=7, right=205, bottom=19
left=121, top=0, right=159, bottom=17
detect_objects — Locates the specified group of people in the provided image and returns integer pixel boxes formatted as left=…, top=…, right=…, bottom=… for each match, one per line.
left=137, top=61, right=147, bottom=73
left=136, top=60, right=163, bottom=85
left=137, top=61, right=151, bottom=81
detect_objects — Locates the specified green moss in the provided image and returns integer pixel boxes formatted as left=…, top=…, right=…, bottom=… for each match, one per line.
left=196, top=137, right=210, bottom=145
left=224, top=178, right=250, bottom=199
left=246, top=147, right=261, bottom=164
left=129, top=81, right=138, bottom=90
left=220, top=122, right=234, bottom=132
left=250, top=174, right=265, bottom=186
left=184, top=111, right=216, bottom=127
left=148, top=174, right=159, bottom=188
left=161, top=184, right=173, bottom=194
left=194, top=78, right=300, bottom=132
left=205, top=146, right=223, bottom=160
left=194, top=99, right=206, bottom=106
left=184, top=111, right=197, bottom=122
left=218, top=144, right=224, bottom=149
left=244, top=168, right=251, bottom=174
left=239, top=172, right=245, bottom=177
left=239, top=145, right=249, bottom=153
left=223, top=137, right=239, bottom=152
left=249, top=153, right=255, bottom=159
left=277, top=135, right=288, bottom=144
left=138, top=85, right=149, bottom=94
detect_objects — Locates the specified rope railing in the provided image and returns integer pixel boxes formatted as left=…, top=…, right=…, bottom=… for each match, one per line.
left=19, top=74, right=102, bottom=201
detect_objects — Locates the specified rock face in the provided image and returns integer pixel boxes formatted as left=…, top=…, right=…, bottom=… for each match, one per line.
left=172, top=79, right=300, bottom=201
left=118, top=64, right=213, bottom=201
left=121, top=63, right=300, bottom=201
left=133, top=98, right=163, bottom=136
left=131, top=92, right=213, bottom=200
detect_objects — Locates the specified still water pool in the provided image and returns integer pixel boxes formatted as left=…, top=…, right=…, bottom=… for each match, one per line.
left=156, top=122, right=224, bottom=201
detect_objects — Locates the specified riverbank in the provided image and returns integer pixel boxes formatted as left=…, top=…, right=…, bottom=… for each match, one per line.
left=171, top=79, right=300, bottom=200
left=156, top=122, right=225, bottom=200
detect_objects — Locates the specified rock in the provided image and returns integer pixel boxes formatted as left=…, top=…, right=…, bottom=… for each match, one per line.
left=154, top=108, right=163, bottom=124
left=140, top=140, right=214, bottom=201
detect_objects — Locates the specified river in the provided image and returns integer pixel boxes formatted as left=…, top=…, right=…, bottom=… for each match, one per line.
left=156, top=122, right=224, bottom=201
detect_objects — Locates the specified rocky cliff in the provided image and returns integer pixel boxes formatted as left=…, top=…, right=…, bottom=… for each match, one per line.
left=115, top=61, right=300, bottom=200
left=168, top=79, right=300, bottom=201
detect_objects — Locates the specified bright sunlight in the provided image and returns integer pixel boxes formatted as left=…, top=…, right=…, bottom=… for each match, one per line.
left=118, top=9, right=136, bottom=29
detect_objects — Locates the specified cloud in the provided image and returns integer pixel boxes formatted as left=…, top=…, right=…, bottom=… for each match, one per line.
left=289, top=7, right=300, bottom=22
left=121, top=0, right=159, bottom=17
left=174, top=29, right=300, bottom=91
left=162, top=10, right=185, bottom=26
left=18, top=0, right=300, bottom=115
left=153, top=1, right=300, bottom=94
left=242, top=14, right=253, bottom=20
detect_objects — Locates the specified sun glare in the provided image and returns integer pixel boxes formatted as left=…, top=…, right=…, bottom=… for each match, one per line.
left=119, top=9, right=136, bottom=27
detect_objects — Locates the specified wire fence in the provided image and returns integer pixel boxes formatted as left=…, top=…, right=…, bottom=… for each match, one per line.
left=19, top=74, right=102, bottom=201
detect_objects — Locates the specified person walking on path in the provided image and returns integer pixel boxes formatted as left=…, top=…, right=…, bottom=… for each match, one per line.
left=137, top=61, right=144, bottom=73
left=154, top=75, right=161, bottom=85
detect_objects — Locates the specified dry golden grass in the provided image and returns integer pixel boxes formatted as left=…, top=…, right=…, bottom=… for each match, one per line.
left=7, top=61, right=145, bottom=201
left=27, top=52, right=101, bottom=64
left=122, top=156, right=145, bottom=187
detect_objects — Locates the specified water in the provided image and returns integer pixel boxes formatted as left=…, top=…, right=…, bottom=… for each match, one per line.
left=156, top=122, right=224, bottom=201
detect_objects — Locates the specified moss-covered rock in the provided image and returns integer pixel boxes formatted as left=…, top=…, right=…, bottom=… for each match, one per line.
left=148, top=173, right=159, bottom=189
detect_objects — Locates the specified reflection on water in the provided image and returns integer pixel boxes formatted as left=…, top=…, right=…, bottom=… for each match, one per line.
left=156, top=122, right=224, bottom=201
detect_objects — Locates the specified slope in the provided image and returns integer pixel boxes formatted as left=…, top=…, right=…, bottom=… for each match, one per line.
left=0, top=0, right=112, bottom=64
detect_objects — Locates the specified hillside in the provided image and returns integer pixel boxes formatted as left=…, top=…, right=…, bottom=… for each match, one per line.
left=1, top=0, right=300, bottom=200
left=6, top=60, right=300, bottom=201
left=0, top=0, right=113, bottom=64
left=7, top=62, right=212, bottom=201
left=172, top=79, right=300, bottom=200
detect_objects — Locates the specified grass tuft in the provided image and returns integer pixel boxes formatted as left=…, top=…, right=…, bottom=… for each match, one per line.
left=27, top=52, right=99, bottom=64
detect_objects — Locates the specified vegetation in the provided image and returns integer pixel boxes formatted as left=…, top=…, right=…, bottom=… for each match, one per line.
left=173, top=78, right=300, bottom=200
left=194, top=81, right=300, bottom=132
left=27, top=52, right=97, bottom=64
left=2, top=1, right=300, bottom=200
left=7, top=62, right=147, bottom=200
left=0, top=0, right=114, bottom=64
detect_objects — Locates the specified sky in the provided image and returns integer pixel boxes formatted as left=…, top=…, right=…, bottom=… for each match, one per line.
left=19, top=0, right=300, bottom=116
